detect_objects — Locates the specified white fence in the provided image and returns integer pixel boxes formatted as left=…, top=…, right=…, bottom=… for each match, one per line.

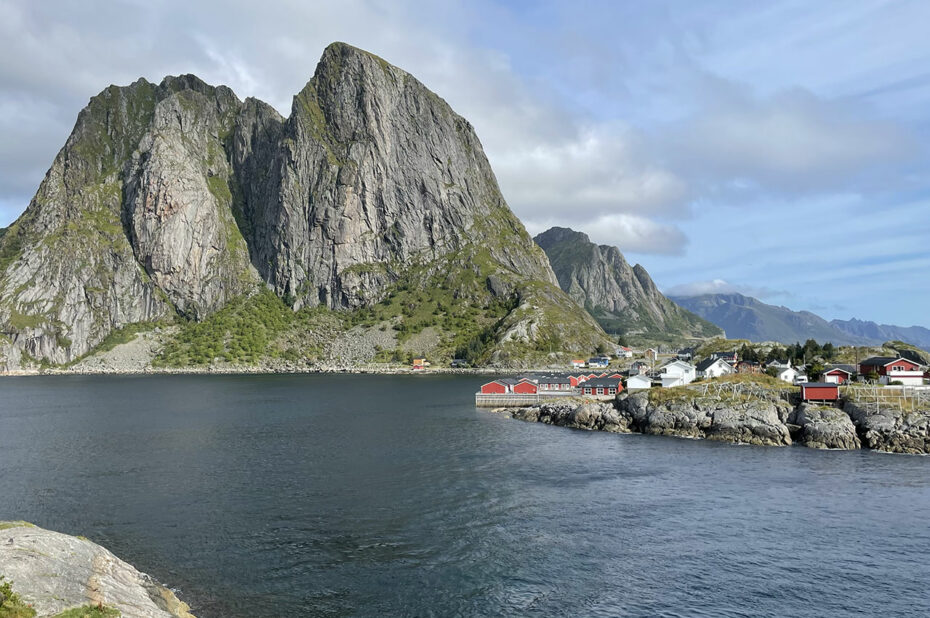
left=846, top=385, right=930, bottom=413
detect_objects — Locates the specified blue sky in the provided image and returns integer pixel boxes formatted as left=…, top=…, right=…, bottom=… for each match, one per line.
left=1, top=0, right=928, bottom=326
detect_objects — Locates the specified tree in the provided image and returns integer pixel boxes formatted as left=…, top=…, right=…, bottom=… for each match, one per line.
left=802, top=339, right=821, bottom=362
left=808, top=362, right=825, bottom=381
left=765, top=346, right=785, bottom=363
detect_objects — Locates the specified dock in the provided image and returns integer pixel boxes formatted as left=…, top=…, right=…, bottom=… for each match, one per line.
left=475, top=391, right=576, bottom=408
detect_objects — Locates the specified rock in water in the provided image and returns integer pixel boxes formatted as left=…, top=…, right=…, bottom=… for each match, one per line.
left=534, top=227, right=721, bottom=340
left=0, top=43, right=611, bottom=368
left=844, top=401, right=930, bottom=454
left=0, top=521, right=194, bottom=617
left=616, top=390, right=793, bottom=446
left=790, top=404, right=861, bottom=450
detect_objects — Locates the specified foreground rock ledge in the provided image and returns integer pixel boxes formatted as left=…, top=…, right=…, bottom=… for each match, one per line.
left=0, top=522, right=194, bottom=618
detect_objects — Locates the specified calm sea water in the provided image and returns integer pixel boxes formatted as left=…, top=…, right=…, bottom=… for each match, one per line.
left=1, top=374, right=929, bottom=617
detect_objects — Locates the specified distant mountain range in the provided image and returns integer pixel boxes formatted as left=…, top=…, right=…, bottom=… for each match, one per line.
left=671, top=292, right=930, bottom=351
left=535, top=227, right=722, bottom=342
left=830, top=318, right=930, bottom=351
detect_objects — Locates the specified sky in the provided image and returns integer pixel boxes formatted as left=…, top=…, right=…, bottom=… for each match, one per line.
left=1, top=0, right=928, bottom=327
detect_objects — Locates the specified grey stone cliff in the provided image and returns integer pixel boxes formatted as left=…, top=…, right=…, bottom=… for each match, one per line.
left=534, top=227, right=721, bottom=339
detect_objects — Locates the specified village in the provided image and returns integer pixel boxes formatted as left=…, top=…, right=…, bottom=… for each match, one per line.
left=472, top=345, right=930, bottom=407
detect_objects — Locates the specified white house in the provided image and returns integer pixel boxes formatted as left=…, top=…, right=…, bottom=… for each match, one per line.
left=773, top=366, right=800, bottom=384
left=616, top=346, right=633, bottom=358
left=627, top=374, right=652, bottom=390
left=660, top=360, right=696, bottom=388
left=696, top=357, right=735, bottom=379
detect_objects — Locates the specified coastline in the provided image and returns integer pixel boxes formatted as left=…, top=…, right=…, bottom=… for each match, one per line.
left=0, top=365, right=537, bottom=377
left=490, top=387, right=930, bottom=455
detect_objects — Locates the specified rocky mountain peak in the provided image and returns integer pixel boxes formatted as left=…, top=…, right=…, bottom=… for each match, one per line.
left=0, top=43, right=609, bottom=368
left=534, top=226, right=722, bottom=341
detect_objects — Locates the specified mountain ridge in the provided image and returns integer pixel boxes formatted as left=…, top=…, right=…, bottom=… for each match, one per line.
left=671, top=292, right=930, bottom=351
left=0, top=42, right=611, bottom=370
left=534, top=226, right=723, bottom=343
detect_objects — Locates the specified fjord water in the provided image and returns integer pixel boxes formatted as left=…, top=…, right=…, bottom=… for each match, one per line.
left=1, top=375, right=929, bottom=617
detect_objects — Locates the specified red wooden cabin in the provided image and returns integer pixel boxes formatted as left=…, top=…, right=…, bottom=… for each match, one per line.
left=800, top=382, right=839, bottom=402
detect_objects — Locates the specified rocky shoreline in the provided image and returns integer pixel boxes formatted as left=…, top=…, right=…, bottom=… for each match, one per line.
left=0, top=522, right=194, bottom=617
left=493, top=388, right=930, bottom=455
left=1, top=365, right=531, bottom=377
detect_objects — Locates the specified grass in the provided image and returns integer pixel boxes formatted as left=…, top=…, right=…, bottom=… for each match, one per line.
left=0, top=576, right=35, bottom=618
left=52, top=606, right=120, bottom=618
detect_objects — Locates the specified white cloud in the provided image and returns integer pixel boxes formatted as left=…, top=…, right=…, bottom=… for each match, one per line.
left=663, top=84, right=917, bottom=194
left=527, top=213, right=687, bottom=256
left=664, top=278, right=790, bottom=299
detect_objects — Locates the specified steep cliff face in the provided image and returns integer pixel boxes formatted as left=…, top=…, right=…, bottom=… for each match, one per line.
left=0, top=80, right=171, bottom=366
left=534, top=227, right=721, bottom=340
left=235, top=42, right=556, bottom=309
left=0, top=43, right=609, bottom=368
left=0, top=76, right=260, bottom=367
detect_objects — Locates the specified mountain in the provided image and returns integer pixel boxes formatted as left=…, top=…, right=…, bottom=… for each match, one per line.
left=0, top=42, right=611, bottom=369
left=830, top=318, right=930, bottom=351
left=670, top=293, right=873, bottom=346
left=534, top=227, right=722, bottom=341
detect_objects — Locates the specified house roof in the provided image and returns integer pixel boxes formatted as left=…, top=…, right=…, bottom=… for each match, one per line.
left=801, top=382, right=838, bottom=389
left=860, top=356, right=905, bottom=367
left=537, top=373, right=574, bottom=381
left=661, top=360, right=695, bottom=371
left=824, top=365, right=855, bottom=375
left=582, top=377, right=623, bottom=388
left=627, top=374, right=651, bottom=382
left=696, top=357, right=730, bottom=372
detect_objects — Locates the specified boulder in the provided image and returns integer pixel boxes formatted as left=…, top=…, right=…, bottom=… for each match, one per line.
left=844, top=401, right=930, bottom=454
left=790, top=403, right=860, bottom=450
left=0, top=521, right=194, bottom=618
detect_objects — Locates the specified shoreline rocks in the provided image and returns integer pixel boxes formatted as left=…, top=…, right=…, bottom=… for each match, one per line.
left=844, top=401, right=930, bottom=454
left=0, top=522, right=194, bottom=618
left=615, top=390, right=793, bottom=447
left=789, top=404, right=861, bottom=450
left=494, top=390, right=930, bottom=455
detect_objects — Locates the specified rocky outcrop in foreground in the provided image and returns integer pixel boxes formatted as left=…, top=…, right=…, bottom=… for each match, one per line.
left=494, top=389, right=930, bottom=454
left=0, top=522, right=194, bottom=617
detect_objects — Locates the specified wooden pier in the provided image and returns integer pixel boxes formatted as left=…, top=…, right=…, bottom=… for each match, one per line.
left=474, top=391, right=576, bottom=408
